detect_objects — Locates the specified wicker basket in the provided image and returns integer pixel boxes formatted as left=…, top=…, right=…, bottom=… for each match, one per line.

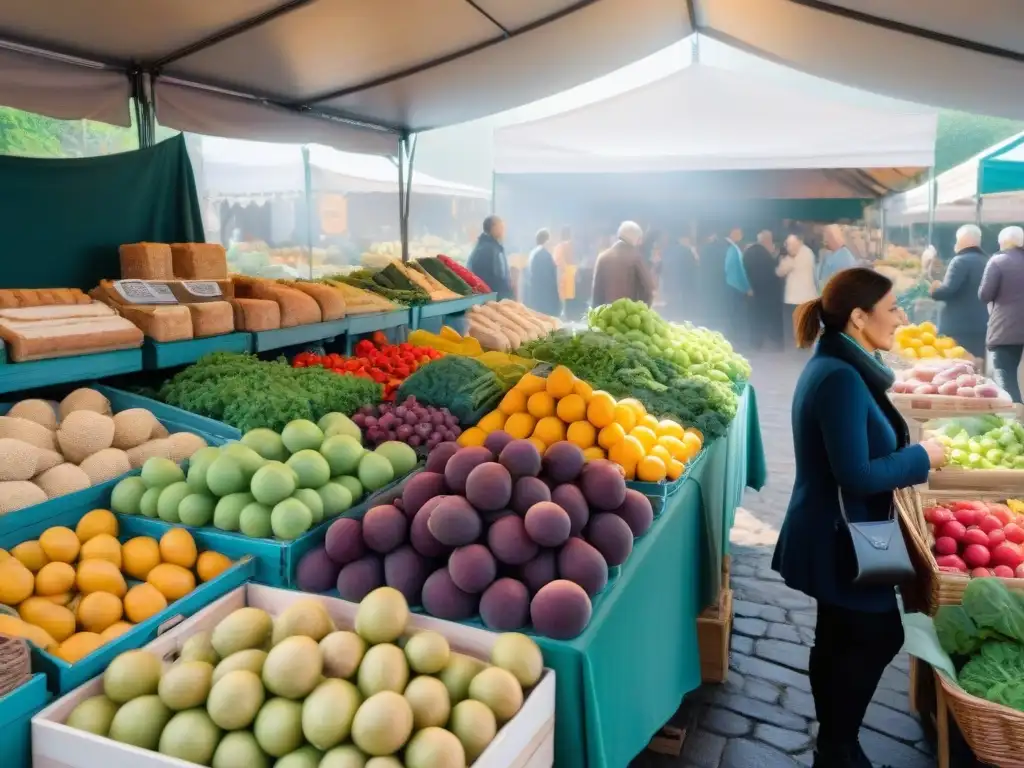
left=0, top=633, right=30, bottom=697
left=935, top=669, right=1024, bottom=768
left=927, top=467, right=1024, bottom=493
left=896, top=488, right=1024, bottom=615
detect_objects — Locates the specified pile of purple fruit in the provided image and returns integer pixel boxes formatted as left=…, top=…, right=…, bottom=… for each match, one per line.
left=296, top=429, right=654, bottom=640
left=352, top=395, right=461, bottom=450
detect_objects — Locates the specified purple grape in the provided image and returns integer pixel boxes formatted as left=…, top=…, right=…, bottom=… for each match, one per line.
left=440, top=407, right=450, bottom=416
left=352, top=413, right=367, bottom=427
left=379, top=403, right=392, bottom=414
left=415, top=423, right=432, bottom=438
left=404, top=412, right=417, bottom=426
left=359, top=405, right=374, bottom=416
left=379, top=413, right=395, bottom=430
left=397, top=424, right=414, bottom=440
left=444, top=414, right=458, bottom=428
left=408, top=435, right=422, bottom=447
left=365, top=416, right=378, bottom=428
left=427, top=435, right=441, bottom=449
left=451, top=426, right=462, bottom=437
left=387, top=430, right=398, bottom=441
left=407, top=396, right=418, bottom=405
left=395, top=406, right=408, bottom=419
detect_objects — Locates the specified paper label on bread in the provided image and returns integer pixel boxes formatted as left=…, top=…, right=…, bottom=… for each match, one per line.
left=109, top=280, right=227, bottom=305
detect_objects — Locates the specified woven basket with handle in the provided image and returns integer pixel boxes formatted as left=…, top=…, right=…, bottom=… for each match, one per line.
left=0, top=633, right=31, bottom=697
left=936, top=669, right=1024, bottom=768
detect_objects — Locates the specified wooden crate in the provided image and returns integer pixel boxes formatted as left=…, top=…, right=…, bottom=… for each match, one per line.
left=697, top=586, right=733, bottom=684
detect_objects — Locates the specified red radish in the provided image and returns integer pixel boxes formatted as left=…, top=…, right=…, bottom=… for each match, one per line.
left=992, top=542, right=1024, bottom=569
left=925, top=506, right=954, bottom=525
left=972, top=567, right=993, bottom=578
left=934, top=537, right=959, bottom=556
left=979, top=515, right=1004, bottom=533
left=989, top=504, right=1014, bottom=525
left=994, top=565, right=1016, bottom=578
left=953, top=508, right=980, bottom=527
left=936, top=554, right=968, bottom=572
left=939, top=521, right=968, bottom=542
left=1015, top=564, right=1024, bottom=579
left=989, top=529, right=1007, bottom=547
left=1005, top=523, right=1024, bottom=544
left=963, top=544, right=992, bottom=568
left=963, top=528, right=989, bottom=547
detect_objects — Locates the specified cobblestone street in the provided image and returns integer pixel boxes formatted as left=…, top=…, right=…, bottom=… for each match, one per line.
left=634, top=350, right=937, bottom=768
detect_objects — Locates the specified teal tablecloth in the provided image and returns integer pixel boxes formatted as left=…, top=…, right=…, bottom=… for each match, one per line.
left=537, top=386, right=766, bottom=768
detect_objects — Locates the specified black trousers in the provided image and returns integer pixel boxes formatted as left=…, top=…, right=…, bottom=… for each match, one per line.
left=809, top=603, right=904, bottom=749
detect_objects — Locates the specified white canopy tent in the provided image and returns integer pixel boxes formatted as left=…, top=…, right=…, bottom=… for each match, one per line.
left=197, top=137, right=489, bottom=203
left=494, top=61, right=938, bottom=198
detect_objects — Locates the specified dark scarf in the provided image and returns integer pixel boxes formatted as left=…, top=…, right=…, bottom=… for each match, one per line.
left=817, top=330, right=909, bottom=448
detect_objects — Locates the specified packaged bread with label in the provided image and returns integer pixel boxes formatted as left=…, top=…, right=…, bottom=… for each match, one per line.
left=0, top=304, right=143, bottom=361
left=119, top=305, right=193, bottom=342
left=185, top=301, right=234, bottom=337
left=119, top=243, right=174, bottom=280
left=233, top=277, right=320, bottom=327
left=170, top=243, right=229, bottom=280
left=230, top=298, right=281, bottom=331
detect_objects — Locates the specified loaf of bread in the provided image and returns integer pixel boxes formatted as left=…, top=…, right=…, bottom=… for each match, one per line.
left=185, top=301, right=234, bottom=337
left=170, top=243, right=229, bottom=280
left=230, top=298, right=281, bottom=331
left=0, top=304, right=143, bottom=361
left=0, top=289, right=92, bottom=308
left=282, top=281, right=346, bottom=321
left=119, top=305, right=193, bottom=342
left=233, top=278, right=321, bottom=328
left=120, top=243, right=174, bottom=280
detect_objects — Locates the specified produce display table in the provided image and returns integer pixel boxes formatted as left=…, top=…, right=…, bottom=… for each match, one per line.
left=411, top=291, right=496, bottom=332
left=0, top=349, right=142, bottom=395
left=530, top=391, right=765, bottom=768
left=142, top=332, right=252, bottom=368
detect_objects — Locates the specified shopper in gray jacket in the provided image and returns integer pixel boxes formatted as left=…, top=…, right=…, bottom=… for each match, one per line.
left=931, top=224, right=988, bottom=358
left=979, top=226, right=1024, bottom=402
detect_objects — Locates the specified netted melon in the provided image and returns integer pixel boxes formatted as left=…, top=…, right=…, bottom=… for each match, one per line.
left=112, top=409, right=158, bottom=450
left=126, top=439, right=174, bottom=469
left=0, top=438, right=37, bottom=481
left=151, top=422, right=170, bottom=439
left=168, top=432, right=208, bottom=463
left=0, top=416, right=57, bottom=451
left=57, top=411, right=115, bottom=463
left=7, top=399, right=58, bottom=430
left=0, top=480, right=47, bottom=513
left=34, top=448, right=65, bottom=474
left=80, top=448, right=132, bottom=485
left=35, top=464, right=91, bottom=499
left=59, top=388, right=111, bottom=420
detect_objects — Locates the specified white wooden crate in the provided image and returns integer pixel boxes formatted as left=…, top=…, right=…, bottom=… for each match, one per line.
left=32, top=584, right=555, bottom=768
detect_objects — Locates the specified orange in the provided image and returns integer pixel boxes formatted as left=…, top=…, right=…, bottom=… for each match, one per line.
left=598, top=422, right=626, bottom=451
left=649, top=445, right=673, bottom=465
left=197, top=551, right=233, bottom=582
left=458, top=427, right=487, bottom=447
left=515, top=372, right=547, bottom=396
left=545, top=366, right=576, bottom=399
left=80, top=534, right=122, bottom=569
left=556, top=394, right=587, bottom=423
left=123, top=582, right=168, bottom=623
left=630, top=426, right=657, bottom=453
left=613, top=404, right=637, bottom=433
left=573, top=379, right=594, bottom=403
left=77, top=591, right=124, bottom=634
left=477, top=409, right=507, bottom=434
left=657, top=419, right=684, bottom=439
left=498, top=388, right=528, bottom=415
left=567, top=420, right=597, bottom=449
left=617, top=397, right=647, bottom=419
left=147, top=563, right=196, bottom=601
left=639, top=414, right=660, bottom=432
left=587, top=392, right=616, bottom=429
left=667, top=458, right=685, bottom=481
left=619, top=455, right=639, bottom=480
left=636, top=456, right=667, bottom=483
left=657, top=435, right=687, bottom=461
left=159, top=529, right=198, bottom=570
left=619, top=435, right=645, bottom=466
left=39, top=528, right=80, bottom=564
left=533, top=416, right=566, bottom=445
left=527, top=391, right=556, bottom=419
left=75, top=509, right=118, bottom=543
left=582, top=446, right=606, bottom=461
left=121, top=537, right=161, bottom=581
left=504, top=412, right=537, bottom=440
left=528, top=437, right=548, bottom=456
left=683, top=431, right=703, bottom=454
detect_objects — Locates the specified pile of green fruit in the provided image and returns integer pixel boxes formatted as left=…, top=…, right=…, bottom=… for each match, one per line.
left=109, top=413, right=419, bottom=540
left=588, top=298, right=750, bottom=384
left=63, top=587, right=544, bottom=768
left=932, top=415, right=1024, bottom=470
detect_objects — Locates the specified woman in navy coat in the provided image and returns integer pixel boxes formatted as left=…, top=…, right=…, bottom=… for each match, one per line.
left=772, top=268, right=947, bottom=768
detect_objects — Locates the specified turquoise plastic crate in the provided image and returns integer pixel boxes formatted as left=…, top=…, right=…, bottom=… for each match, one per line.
left=0, top=349, right=142, bottom=395
left=92, top=384, right=242, bottom=442
left=625, top=447, right=705, bottom=515
left=0, top=674, right=50, bottom=768
left=0, top=501, right=256, bottom=695
left=142, top=332, right=252, bottom=369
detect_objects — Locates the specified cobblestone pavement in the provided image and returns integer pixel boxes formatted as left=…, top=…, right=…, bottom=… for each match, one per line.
left=633, top=350, right=937, bottom=768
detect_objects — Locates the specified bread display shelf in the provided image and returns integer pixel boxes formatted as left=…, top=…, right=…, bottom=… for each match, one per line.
left=0, top=350, right=142, bottom=395
left=141, top=332, right=252, bottom=369
left=250, top=317, right=352, bottom=353
left=412, top=291, right=496, bottom=325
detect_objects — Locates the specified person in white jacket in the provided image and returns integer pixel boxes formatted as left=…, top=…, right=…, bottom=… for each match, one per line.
left=776, top=232, right=819, bottom=345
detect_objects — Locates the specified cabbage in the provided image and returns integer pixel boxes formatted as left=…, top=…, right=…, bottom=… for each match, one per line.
left=963, top=577, right=1024, bottom=644
left=958, top=641, right=1024, bottom=711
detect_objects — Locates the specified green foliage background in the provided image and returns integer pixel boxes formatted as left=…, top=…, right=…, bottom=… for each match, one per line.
left=933, top=111, right=1024, bottom=173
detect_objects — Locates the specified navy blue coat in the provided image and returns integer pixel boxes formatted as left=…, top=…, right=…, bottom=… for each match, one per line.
left=466, top=233, right=513, bottom=300
left=931, top=246, right=988, bottom=355
left=772, top=335, right=930, bottom=612
left=524, top=246, right=561, bottom=317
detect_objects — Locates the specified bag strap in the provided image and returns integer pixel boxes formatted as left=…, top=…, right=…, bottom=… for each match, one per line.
left=837, top=488, right=896, bottom=525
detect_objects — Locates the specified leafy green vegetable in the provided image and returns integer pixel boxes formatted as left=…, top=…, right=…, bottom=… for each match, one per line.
left=963, top=577, right=1024, bottom=644
left=157, top=352, right=381, bottom=433
left=326, top=270, right=428, bottom=305
left=935, top=605, right=990, bottom=656
left=958, top=641, right=1024, bottom=711
left=398, top=355, right=522, bottom=425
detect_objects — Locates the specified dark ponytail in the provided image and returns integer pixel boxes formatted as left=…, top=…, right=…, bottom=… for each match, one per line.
left=793, top=268, right=894, bottom=348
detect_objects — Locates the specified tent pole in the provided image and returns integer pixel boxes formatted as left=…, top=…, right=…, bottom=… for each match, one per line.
left=130, top=69, right=156, bottom=148
left=398, top=134, right=417, bottom=263
left=976, top=196, right=983, bottom=227
left=879, top=203, right=887, bottom=261
left=927, top=166, right=936, bottom=246
left=301, top=145, right=314, bottom=279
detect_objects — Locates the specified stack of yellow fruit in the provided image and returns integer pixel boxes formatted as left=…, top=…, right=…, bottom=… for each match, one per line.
left=894, top=322, right=968, bottom=360
left=458, top=365, right=703, bottom=482
left=0, top=509, right=233, bottom=662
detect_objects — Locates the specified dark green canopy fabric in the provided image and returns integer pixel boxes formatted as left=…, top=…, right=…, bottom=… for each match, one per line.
left=0, top=134, right=203, bottom=290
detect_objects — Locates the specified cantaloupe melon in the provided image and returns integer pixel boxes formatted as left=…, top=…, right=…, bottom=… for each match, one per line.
left=151, top=422, right=170, bottom=439
left=57, top=411, right=115, bottom=463
left=0, top=438, right=37, bottom=481
left=7, top=399, right=57, bottom=430
left=0, top=416, right=57, bottom=451
left=168, top=432, right=208, bottom=463
left=34, top=464, right=91, bottom=498
left=59, top=388, right=111, bottom=420
left=126, top=439, right=173, bottom=469
left=0, top=480, right=47, bottom=513
left=112, top=409, right=158, bottom=450
left=79, top=448, right=131, bottom=484
left=34, top=447, right=65, bottom=474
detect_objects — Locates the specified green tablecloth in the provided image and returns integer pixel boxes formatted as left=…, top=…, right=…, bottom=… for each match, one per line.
left=536, top=385, right=766, bottom=768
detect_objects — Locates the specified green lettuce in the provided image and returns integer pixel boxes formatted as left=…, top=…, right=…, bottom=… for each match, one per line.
left=959, top=641, right=1024, bottom=711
